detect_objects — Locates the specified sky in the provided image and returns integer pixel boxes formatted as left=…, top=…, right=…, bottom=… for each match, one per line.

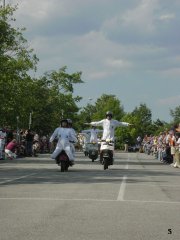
left=4, top=0, right=180, bottom=122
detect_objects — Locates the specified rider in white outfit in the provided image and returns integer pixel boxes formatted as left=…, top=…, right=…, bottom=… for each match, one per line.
left=67, top=119, right=77, bottom=159
left=89, top=127, right=98, bottom=143
left=89, top=111, right=131, bottom=141
left=50, top=119, right=77, bottom=164
left=88, top=111, right=132, bottom=161
left=82, top=126, right=103, bottom=143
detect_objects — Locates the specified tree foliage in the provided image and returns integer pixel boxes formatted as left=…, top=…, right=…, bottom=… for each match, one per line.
left=115, top=103, right=152, bottom=146
left=170, top=106, right=180, bottom=125
left=78, top=94, right=125, bottom=132
left=0, top=5, right=83, bottom=133
left=92, top=94, right=125, bottom=120
left=35, top=67, right=83, bottom=133
left=0, top=5, right=38, bottom=126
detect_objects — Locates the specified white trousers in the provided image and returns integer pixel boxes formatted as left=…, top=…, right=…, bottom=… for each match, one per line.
left=70, top=143, right=75, bottom=158
left=5, top=149, right=17, bottom=159
left=51, top=143, right=74, bottom=161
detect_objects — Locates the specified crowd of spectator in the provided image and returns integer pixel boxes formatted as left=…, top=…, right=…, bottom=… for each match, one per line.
left=0, top=127, right=51, bottom=160
left=141, top=124, right=180, bottom=168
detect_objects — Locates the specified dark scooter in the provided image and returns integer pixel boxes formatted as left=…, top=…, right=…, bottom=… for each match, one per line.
left=87, top=142, right=99, bottom=162
left=56, top=150, right=72, bottom=172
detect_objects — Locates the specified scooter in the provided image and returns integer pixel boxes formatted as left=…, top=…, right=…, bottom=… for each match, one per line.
left=56, top=150, right=72, bottom=172
left=55, top=139, right=73, bottom=172
left=100, top=139, right=114, bottom=170
left=82, top=142, right=89, bottom=156
left=87, top=142, right=99, bottom=162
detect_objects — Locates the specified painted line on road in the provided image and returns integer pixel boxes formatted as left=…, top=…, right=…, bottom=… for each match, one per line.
left=124, top=183, right=180, bottom=187
left=117, top=175, right=127, bottom=201
left=117, top=154, right=129, bottom=201
left=0, top=197, right=180, bottom=205
left=0, top=173, right=37, bottom=184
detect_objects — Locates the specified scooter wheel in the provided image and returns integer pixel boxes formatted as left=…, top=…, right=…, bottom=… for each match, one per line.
left=61, top=161, right=66, bottom=172
left=103, top=158, right=108, bottom=170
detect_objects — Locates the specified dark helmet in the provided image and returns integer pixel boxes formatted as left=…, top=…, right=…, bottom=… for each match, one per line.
left=60, top=119, right=68, bottom=127
left=106, top=111, right=113, bottom=117
left=67, top=119, right=73, bottom=127
left=67, top=119, right=73, bottom=124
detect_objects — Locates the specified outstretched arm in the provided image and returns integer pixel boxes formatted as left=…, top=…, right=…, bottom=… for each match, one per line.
left=114, top=120, right=132, bottom=127
left=90, top=120, right=104, bottom=126
left=49, top=128, right=58, bottom=142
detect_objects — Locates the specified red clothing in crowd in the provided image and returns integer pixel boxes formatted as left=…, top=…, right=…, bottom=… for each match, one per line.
left=6, top=142, right=17, bottom=152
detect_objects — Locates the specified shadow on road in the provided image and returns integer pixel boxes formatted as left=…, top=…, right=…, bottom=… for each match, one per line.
left=0, top=153, right=180, bottom=186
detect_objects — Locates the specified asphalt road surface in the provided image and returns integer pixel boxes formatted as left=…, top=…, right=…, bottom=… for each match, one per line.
left=0, top=151, right=180, bottom=240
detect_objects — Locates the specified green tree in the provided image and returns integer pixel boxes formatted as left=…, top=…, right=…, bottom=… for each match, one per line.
left=0, top=4, right=38, bottom=126
left=150, top=119, right=168, bottom=135
left=78, top=94, right=125, bottom=132
left=36, top=67, right=83, bottom=133
left=115, top=113, right=135, bottom=147
left=115, top=103, right=152, bottom=147
left=92, top=94, right=125, bottom=120
left=0, top=5, right=84, bottom=133
left=131, top=103, right=152, bottom=136
left=170, top=106, right=180, bottom=125
left=77, top=103, right=97, bottom=131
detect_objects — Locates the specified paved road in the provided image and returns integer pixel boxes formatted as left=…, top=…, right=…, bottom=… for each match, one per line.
left=0, top=152, right=180, bottom=240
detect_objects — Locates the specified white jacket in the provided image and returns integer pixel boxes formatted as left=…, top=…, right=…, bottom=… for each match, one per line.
left=82, top=129, right=103, bottom=143
left=90, top=119, right=129, bottom=141
left=50, top=127, right=77, bottom=160
left=50, top=127, right=77, bottom=143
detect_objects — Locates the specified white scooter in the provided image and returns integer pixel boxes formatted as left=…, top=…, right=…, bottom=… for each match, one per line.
left=100, top=139, right=114, bottom=170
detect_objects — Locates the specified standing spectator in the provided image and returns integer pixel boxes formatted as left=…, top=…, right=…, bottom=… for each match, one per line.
left=169, top=131, right=176, bottom=165
left=6, top=127, right=14, bottom=144
left=124, top=138, right=129, bottom=152
left=34, top=133, right=39, bottom=142
left=173, top=134, right=180, bottom=168
left=5, top=139, right=18, bottom=160
left=0, top=128, right=6, bottom=160
left=25, top=129, right=34, bottom=156
left=32, top=132, right=40, bottom=157
left=40, top=135, right=48, bottom=153
left=164, top=131, right=173, bottom=164
left=136, top=136, right=142, bottom=146
left=175, top=123, right=180, bottom=133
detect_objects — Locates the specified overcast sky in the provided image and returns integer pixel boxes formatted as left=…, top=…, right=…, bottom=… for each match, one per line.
left=6, top=0, right=180, bottom=122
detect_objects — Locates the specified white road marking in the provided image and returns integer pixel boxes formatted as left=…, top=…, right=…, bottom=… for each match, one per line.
left=125, top=183, right=180, bottom=187
left=117, top=175, right=127, bottom=201
left=0, top=197, right=179, bottom=204
left=117, top=155, right=129, bottom=201
left=0, top=173, right=37, bottom=184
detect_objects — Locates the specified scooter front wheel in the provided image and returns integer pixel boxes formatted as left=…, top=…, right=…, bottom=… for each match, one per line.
left=103, top=158, right=108, bottom=170
left=61, top=161, right=66, bottom=172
